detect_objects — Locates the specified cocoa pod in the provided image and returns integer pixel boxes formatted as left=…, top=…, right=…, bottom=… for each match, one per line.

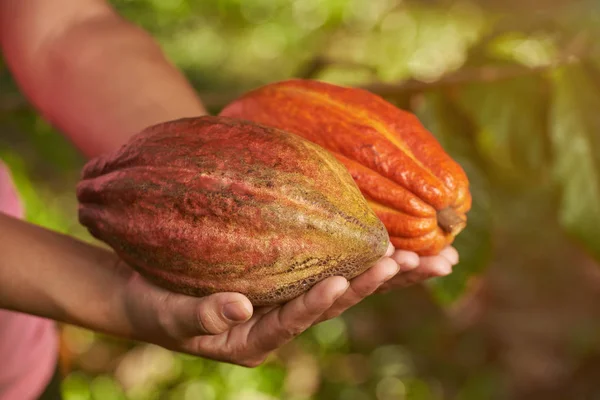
left=220, top=79, right=471, bottom=256
left=76, top=116, right=389, bottom=306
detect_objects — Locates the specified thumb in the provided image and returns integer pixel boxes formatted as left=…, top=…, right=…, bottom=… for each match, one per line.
left=163, top=292, right=253, bottom=338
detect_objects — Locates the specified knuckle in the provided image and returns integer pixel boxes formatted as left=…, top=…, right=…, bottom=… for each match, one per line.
left=196, top=309, right=225, bottom=335
left=282, top=323, right=306, bottom=338
left=351, top=285, right=374, bottom=300
left=339, top=283, right=367, bottom=303
left=323, top=309, right=343, bottom=321
left=183, top=336, right=206, bottom=355
left=275, top=312, right=306, bottom=339
left=332, top=290, right=362, bottom=311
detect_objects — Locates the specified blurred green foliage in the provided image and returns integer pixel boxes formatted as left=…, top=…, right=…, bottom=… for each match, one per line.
left=2, top=0, right=600, bottom=399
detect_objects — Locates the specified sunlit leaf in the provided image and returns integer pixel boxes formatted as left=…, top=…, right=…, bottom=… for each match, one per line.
left=338, top=3, right=486, bottom=83
left=549, top=64, right=600, bottom=262
left=487, top=32, right=558, bottom=68
left=62, top=372, right=92, bottom=400
left=414, top=92, right=493, bottom=305
left=311, top=317, right=348, bottom=350
left=90, top=375, right=126, bottom=400
left=454, top=74, right=550, bottom=184
left=0, top=149, right=71, bottom=232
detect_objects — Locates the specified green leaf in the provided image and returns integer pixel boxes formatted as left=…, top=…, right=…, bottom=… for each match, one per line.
left=549, top=64, right=600, bottom=262
left=454, top=74, right=550, bottom=184
left=61, top=372, right=92, bottom=400
left=487, top=31, right=558, bottom=68
left=90, top=375, right=126, bottom=400
left=0, top=150, right=70, bottom=233
left=414, top=92, right=493, bottom=305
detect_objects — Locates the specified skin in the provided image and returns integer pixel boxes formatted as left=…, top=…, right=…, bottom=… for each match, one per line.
left=0, top=0, right=458, bottom=367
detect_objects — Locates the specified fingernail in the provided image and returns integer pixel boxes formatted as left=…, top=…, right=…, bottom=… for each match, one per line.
left=222, top=301, right=252, bottom=322
left=386, top=243, right=395, bottom=257
left=341, top=279, right=350, bottom=291
left=334, top=279, right=350, bottom=299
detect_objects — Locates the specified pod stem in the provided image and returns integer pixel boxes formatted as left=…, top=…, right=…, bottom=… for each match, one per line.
left=437, top=207, right=466, bottom=236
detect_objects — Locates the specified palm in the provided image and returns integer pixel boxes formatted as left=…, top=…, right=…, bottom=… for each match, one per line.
left=121, top=244, right=458, bottom=368
left=182, top=275, right=348, bottom=367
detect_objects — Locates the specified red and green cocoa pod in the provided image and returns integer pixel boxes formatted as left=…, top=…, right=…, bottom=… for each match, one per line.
left=76, top=116, right=389, bottom=306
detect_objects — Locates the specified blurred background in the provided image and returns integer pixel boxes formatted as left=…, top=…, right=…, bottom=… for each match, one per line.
left=2, top=0, right=600, bottom=399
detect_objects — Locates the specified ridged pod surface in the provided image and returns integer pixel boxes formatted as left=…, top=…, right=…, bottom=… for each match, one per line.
left=220, top=79, right=472, bottom=256
left=76, top=116, right=390, bottom=306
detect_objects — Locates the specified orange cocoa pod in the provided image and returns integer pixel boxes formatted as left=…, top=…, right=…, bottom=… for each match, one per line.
left=220, top=79, right=471, bottom=256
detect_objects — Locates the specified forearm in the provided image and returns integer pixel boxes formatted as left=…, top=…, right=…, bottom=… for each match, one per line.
left=1, top=1, right=207, bottom=158
left=0, top=213, right=135, bottom=338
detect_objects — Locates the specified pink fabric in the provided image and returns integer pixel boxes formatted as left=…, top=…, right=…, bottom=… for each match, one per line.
left=0, top=161, right=59, bottom=400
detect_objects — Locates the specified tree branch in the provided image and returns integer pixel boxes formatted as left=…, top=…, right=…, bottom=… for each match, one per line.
left=0, top=54, right=585, bottom=114
left=361, top=58, right=581, bottom=97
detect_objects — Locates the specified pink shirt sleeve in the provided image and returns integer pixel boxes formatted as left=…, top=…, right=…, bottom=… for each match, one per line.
left=0, top=161, right=59, bottom=400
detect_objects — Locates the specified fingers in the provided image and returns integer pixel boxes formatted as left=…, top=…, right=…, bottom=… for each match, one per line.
left=160, top=292, right=253, bottom=338
left=378, top=253, right=453, bottom=293
left=249, top=276, right=349, bottom=354
left=440, top=246, right=459, bottom=265
left=391, top=250, right=420, bottom=272
left=156, top=245, right=460, bottom=367
left=376, top=246, right=459, bottom=293
left=315, top=257, right=398, bottom=323
left=418, top=253, right=454, bottom=276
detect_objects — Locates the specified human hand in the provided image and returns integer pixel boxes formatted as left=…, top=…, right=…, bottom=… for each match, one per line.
left=309, top=244, right=458, bottom=322
left=1, top=204, right=454, bottom=370
left=0, top=210, right=402, bottom=369
left=116, top=246, right=400, bottom=367
left=376, top=245, right=459, bottom=293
